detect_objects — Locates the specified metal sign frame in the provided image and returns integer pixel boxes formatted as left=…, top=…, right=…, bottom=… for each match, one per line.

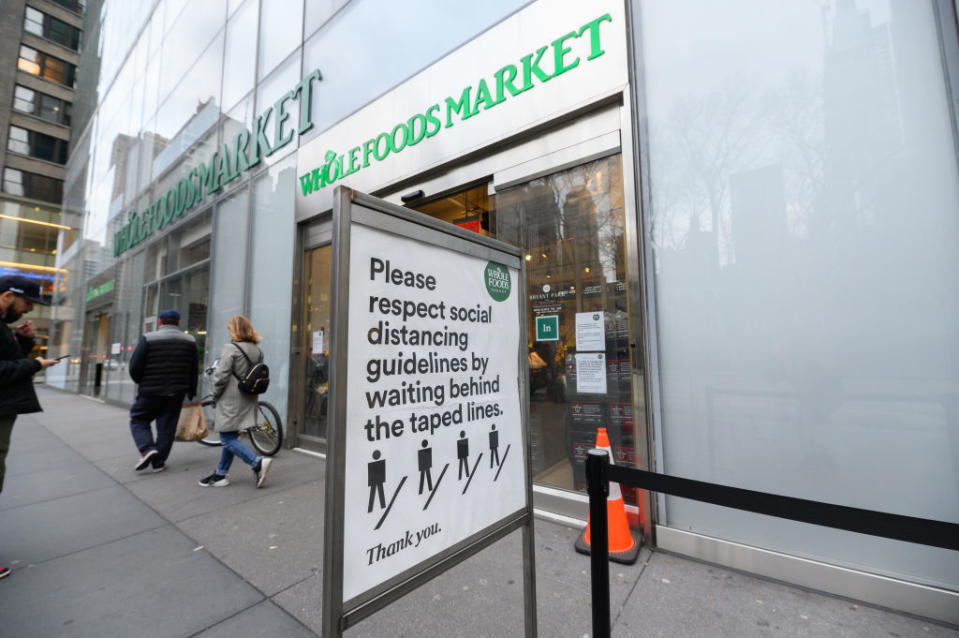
left=322, top=186, right=536, bottom=637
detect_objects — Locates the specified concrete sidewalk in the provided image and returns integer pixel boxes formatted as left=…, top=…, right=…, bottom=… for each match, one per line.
left=0, top=388, right=955, bottom=637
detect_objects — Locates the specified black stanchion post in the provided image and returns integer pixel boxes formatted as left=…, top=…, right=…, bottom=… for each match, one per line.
left=586, top=449, right=610, bottom=638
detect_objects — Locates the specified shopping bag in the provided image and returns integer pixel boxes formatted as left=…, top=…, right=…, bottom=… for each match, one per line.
left=175, top=401, right=209, bottom=442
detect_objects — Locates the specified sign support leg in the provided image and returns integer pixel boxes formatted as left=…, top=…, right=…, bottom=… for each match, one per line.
left=522, top=521, right=538, bottom=637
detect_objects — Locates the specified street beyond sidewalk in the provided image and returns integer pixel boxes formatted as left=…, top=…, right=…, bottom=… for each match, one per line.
left=0, top=388, right=954, bottom=637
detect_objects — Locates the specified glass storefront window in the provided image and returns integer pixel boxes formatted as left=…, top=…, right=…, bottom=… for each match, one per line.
left=640, top=0, right=959, bottom=589
left=143, top=283, right=158, bottom=330
left=178, top=216, right=213, bottom=272
left=257, top=0, right=302, bottom=80
left=156, top=0, right=226, bottom=104
left=304, top=0, right=348, bottom=39
left=208, top=189, right=249, bottom=363
left=415, top=155, right=640, bottom=501
left=249, top=156, right=297, bottom=433
left=299, top=243, right=332, bottom=441
left=254, top=51, right=301, bottom=166
left=153, top=33, right=224, bottom=159
left=185, top=267, right=210, bottom=362
left=300, top=0, right=529, bottom=142
left=221, top=0, right=258, bottom=111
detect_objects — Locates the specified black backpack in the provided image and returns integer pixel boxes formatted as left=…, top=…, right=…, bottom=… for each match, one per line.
left=231, top=342, right=269, bottom=395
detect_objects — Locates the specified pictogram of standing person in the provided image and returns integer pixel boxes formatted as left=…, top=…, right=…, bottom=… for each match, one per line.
left=489, top=424, right=500, bottom=468
left=457, top=431, right=470, bottom=480
left=418, top=439, right=433, bottom=494
left=368, top=449, right=386, bottom=512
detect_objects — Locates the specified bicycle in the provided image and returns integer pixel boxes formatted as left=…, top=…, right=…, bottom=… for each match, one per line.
left=195, top=363, right=283, bottom=456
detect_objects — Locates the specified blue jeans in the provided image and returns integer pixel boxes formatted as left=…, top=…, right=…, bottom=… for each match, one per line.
left=129, top=394, right=184, bottom=466
left=216, top=431, right=260, bottom=475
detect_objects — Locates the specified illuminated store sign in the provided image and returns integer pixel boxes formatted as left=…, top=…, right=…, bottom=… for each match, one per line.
left=86, top=279, right=114, bottom=301
left=298, top=14, right=613, bottom=197
left=113, top=69, right=323, bottom=256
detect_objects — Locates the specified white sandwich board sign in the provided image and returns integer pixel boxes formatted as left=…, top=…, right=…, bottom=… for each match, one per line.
left=322, top=187, right=535, bottom=637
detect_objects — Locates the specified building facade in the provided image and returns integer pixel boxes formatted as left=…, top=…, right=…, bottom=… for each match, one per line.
left=52, top=0, right=959, bottom=624
left=0, top=0, right=83, bottom=356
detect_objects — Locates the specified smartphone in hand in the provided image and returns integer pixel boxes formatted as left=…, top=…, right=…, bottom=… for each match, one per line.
left=55, top=354, right=71, bottom=360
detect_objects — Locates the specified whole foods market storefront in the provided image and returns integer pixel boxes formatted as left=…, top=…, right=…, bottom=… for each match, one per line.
left=53, top=0, right=958, bottom=623
left=287, top=0, right=959, bottom=622
left=290, top=0, right=651, bottom=530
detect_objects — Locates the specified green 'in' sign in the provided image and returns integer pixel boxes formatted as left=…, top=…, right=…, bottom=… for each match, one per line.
left=535, top=315, right=559, bottom=341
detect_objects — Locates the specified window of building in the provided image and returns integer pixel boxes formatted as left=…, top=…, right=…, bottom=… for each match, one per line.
left=40, top=93, right=67, bottom=124
left=17, top=46, right=41, bottom=75
left=7, top=127, right=29, bottom=155
left=24, top=7, right=44, bottom=36
left=23, top=7, right=81, bottom=50
left=0, top=215, right=60, bottom=256
left=17, top=45, right=76, bottom=87
left=12, top=85, right=72, bottom=125
left=7, top=126, right=69, bottom=164
left=47, top=16, right=81, bottom=50
left=50, top=0, right=84, bottom=14
left=2, top=168, right=64, bottom=204
left=12, top=86, right=35, bottom=113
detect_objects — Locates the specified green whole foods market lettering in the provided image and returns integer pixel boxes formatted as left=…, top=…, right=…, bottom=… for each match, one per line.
left=113, top=69, right=323, bottom=257
left=86, top=279, right=114, bottom=301
left=299, top=13, right=612, bottom=197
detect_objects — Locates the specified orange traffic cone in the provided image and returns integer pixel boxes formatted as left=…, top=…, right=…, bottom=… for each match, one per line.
left=574, top=428, right=642, bottom=564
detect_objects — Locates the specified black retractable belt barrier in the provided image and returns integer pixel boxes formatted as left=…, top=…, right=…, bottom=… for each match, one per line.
left=585, top=449, right=959, bottom=638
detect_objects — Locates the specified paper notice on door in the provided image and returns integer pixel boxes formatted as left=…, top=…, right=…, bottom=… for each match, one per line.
left=576, top=352, right=607, bottom=394
left=575, top=311, right=605, bottom=351
left=312, top=329, right=324, bottom=355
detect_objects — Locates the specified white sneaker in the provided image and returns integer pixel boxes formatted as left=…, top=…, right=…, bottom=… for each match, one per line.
left=254, top=458, right=272, bottom=488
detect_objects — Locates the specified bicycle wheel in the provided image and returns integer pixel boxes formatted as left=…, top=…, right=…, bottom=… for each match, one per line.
left=196, top=399, right=223, bottom=447
left=249, top=401, right=283, bottom=456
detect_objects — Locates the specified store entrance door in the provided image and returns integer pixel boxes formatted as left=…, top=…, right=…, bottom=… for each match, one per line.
left=80, top=310, right=110, bottom=397
left=292, top=218, right=333, bottom=452
left=411, top=155, right=650, bottom=527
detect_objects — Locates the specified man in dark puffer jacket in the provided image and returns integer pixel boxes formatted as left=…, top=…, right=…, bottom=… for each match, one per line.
left=128, top=309, right=198, bottom=473
left=1, top=275, right=60, bottom=581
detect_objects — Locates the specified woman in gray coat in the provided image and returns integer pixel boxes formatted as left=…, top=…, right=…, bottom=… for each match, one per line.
left=198, top=316, right=273, bottom=488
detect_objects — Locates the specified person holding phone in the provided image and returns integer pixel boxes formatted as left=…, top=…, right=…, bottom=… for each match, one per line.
left=0, top=275, right=59, bottom=581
